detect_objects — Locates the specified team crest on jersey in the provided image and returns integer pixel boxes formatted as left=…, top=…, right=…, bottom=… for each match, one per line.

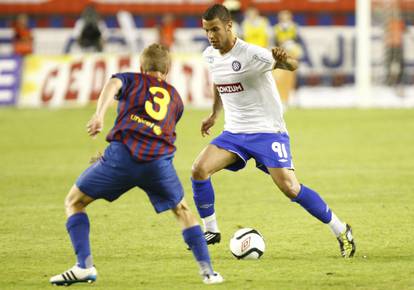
left=232, top=60, right=242, bottom=71
left=216, top=83, right=244, bottom=94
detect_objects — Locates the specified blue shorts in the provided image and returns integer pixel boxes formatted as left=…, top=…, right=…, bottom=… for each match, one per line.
left=76, top=142, right=184, bottom=213
left=211, top=131, right=294, bottom=174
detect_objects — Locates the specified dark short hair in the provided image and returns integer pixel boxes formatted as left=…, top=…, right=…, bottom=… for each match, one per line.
left=202, top=4, right=231, bottom=23
left=140, top=43, right=170, bottom=74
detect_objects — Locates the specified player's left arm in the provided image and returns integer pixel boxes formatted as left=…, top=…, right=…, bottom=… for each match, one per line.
left=87, top=78, right=122, bottom=138
left=201, top=85, right=222, bottom=137
left=272, top=47, right=299, bottom=71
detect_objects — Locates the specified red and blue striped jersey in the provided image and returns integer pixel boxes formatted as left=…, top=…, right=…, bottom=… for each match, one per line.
left=106, top=72, right=184, bottom=162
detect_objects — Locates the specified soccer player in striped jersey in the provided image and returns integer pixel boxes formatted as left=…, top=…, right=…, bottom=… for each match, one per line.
left=191, top=4, right=356, bottom=258
left=50, top=44, right=223, bottom=286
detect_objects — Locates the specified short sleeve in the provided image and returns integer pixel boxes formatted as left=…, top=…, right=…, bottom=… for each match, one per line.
left=111, top=73, right=131, bottom=100
left=202, top=46, right=214, bottom=66
left=176, top=105, right=184, bottom=123
left=202, top=46, right=210, bottom=60
left=172, top=88, right=184, bottom=122
left=248, top=45, right=276, bottom=73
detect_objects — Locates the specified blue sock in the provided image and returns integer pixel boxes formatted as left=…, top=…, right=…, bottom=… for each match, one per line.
left=183, top=225, right=213, bottom=275
left=292, top=184, right=332, bottom=224
left=192, top=178, right=215, bottom=218
left=66, top=212, right=92, bottom=269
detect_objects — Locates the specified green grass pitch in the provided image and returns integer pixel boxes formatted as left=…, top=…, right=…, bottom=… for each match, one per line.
left=0, top=107, right=413, bottom=290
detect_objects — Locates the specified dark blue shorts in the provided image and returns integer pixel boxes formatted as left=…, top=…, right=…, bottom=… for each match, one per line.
left=76, top=142, right=184, bottom=213
left=211, top=131, right=294, bottom=174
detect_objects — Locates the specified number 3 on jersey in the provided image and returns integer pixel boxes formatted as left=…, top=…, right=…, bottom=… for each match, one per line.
left=145, top=86, right=171, bottom=121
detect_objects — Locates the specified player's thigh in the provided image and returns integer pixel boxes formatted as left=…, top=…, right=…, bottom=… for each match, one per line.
left=65, top=185, right=95, bottom=215
left=76, top=143, right=137, bottom=202
left=192, top=144, right=239, bottom=176
left=267, top=167, right=301, bottom=198
left=136, top=158, right=185, bottom=214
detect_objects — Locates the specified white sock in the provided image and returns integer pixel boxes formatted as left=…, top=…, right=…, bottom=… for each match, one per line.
left=202, top=213, right=220, bottom=233
left=328, top=212, right=346, bottom=237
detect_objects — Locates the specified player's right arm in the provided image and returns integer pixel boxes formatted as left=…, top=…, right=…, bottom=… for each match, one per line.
left=87, top=77, right=122, bottom=138
left=201, top=85, right=222, bottom=137
left=272, top=47, right=298, bottom=71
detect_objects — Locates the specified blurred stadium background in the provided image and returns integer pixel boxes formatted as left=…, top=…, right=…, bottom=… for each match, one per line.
left=1, top=0, right=414, bottom=109
left=1, top=1, right=414, bottom=289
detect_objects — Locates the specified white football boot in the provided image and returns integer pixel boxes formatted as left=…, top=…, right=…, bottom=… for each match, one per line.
left=203, top=272, right=224, bottom=285
left=50, top=264, right=97, bottom=286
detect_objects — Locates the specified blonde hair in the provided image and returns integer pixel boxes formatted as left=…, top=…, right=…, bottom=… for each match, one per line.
left=140, top=43, right=170, bottom=74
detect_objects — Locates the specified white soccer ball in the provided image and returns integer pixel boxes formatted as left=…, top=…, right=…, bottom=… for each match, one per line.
left=229, top=228, right=265, bottom=259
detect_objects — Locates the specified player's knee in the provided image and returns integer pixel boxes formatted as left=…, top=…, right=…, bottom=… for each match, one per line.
left=279, top=181, right=301, bottom=199
left=191, top=161, right=210, bottom=180
left=173, top=202, right=189, bottom=217
left=64, top=187, right=88, bottom=215
left=173, top=203, right=197, bottom=224
left=65, top=194, right=81, bottom=212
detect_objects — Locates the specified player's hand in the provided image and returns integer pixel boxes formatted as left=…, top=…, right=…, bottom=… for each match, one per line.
left=86, top=114, right=103, bottom=138
left=89, top=151, right=103, bottom=164
left=201, top=115, right=216, bottom=137
left=272, top=47, right=288, bottom=63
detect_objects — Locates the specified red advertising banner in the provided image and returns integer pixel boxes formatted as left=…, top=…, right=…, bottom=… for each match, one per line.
left=19, top=53, right=213, bottom=108
left=0, top=0, right=356, bottom=15
left=0, top=0, right=213, bottom=14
